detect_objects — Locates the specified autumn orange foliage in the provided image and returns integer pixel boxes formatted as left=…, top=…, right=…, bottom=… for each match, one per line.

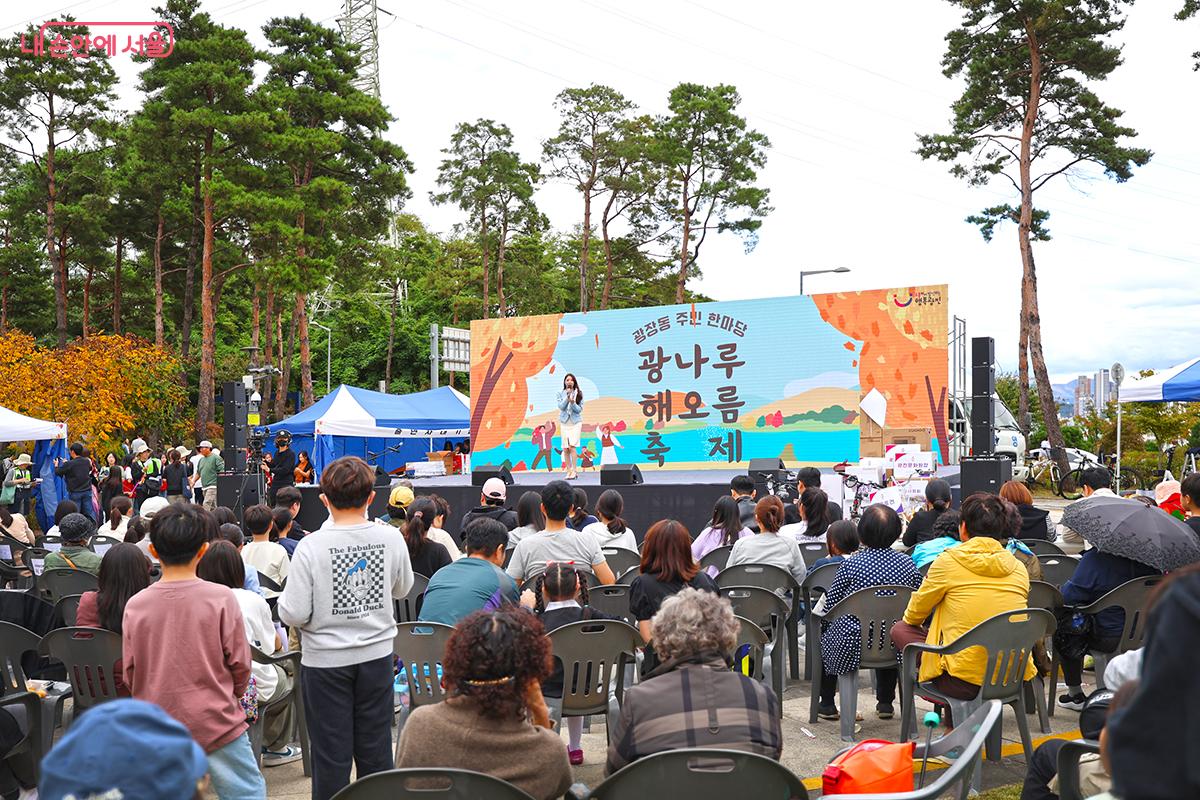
left=0, top=332, right=192, bottom=451
left=469, top=314, right=562, bottom=451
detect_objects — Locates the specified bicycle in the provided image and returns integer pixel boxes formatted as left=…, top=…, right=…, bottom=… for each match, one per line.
left=840, top=472, right=886, bottom=521
left=1059, top=452, right=1145, bottom=500
left=1023, top=450, right=1067, bottom=497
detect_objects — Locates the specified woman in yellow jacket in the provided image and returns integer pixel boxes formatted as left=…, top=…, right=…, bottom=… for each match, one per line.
left=891, top=493, right=1036, bottom=699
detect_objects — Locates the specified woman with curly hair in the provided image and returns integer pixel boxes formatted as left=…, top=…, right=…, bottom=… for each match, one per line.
left=395, top=608, right=572, bottom=799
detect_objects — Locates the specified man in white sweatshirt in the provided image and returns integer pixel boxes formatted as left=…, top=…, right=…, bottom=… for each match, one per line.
left=279, top=456, right=413, bottom=800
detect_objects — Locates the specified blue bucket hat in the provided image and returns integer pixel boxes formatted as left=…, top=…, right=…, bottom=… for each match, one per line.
left=40, top=699, right=208, bottom=800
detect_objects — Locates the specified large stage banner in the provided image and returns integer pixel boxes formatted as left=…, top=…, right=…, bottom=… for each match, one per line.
left=469, top=285, right=948, bottom=471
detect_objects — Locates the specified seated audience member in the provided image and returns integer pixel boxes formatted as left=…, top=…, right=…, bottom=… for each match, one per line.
left=426, top=494, right=463, bottom=561
left=0, top=704, right=33, bottom=799
left=890, top=493, right=1035, bottom=701
left=818, top=505, right=922, bottom=720
left=810, top=519, right=860, bottom=571
left=274, top=485, right=307, bottom=541
left=272, top=507, right=298, bottom=558
left=403, top=497, right=453, bottom=578
left=566, top=487, right=599, bottom=532
left=1000, top=480, right=1055, bottom=540
left=606, top=588, right=782, bottom=775
left=460, top=478, right=519, bottom=532
left=726, top=495, right=808, bottom=587
left=379, top=485, right=414, bottom=529
left=210, top=506, right=238, bottom=527
left=1180, top=473, right=1200, bottom=539
left=42, top=499, right=78, bottom=539
left=692, top=496, right=753, bottom=577
left=395, top=608, right=572, bottom=800
left=0, top=505, right=34, bottom=546
left=794, top=487, right=833, bottom=545
left=778, top=501, right=805, bottom=539
left=43, top=513, right=102, bottom=575
left=419, top=519, right=519, bottom=626
left=124, top=515, right=156, bottom=564
left=39, top=699, right=210, bottom=800
left=75, top=543, right=152, bottom=696
left=506, top=481, right=615, bottom=586
left=198, top=540, right=300, bottom=767
left=911, top=510, right=962, bottom=569
left=730, top=474, right=759, bottom=532
left=219, top=523, right=263, bottom=596
left=241, top=504, right=289, bottom=597
left=902, top=479, right=955, bottom=547
left=103, top=496, right=134, bottom=539
left=123, top=504, right=265, bottom=800
left=508, top=490, right=545, bottom=551
left=1153, top=479, right=1182, bottom=518
left=1055, top=524, right=1159, bottom=711
left=1106, top=564, right=1200, bottom=799
left=582, top=489, right=637, bottom=551
left=1058, top=467, right=1115, bottom=547
left=527, top=563, right=616, bottom=766
left=629, top=520, right=717, bottom=662
left=797, top=466, right=843, bottom=520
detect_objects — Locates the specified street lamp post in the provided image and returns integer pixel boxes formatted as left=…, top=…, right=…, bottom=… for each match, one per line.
left=799, top=266, right=851, bottom=294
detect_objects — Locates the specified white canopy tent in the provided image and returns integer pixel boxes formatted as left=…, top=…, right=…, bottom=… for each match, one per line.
left=0, top=406, right=66, bottom=441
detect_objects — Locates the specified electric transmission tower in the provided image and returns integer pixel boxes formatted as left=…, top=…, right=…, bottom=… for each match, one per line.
left=339, top=0, right=381, bottom=99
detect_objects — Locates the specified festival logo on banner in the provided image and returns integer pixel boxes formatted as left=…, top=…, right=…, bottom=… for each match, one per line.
left=469, top=285, right=948, bottom=471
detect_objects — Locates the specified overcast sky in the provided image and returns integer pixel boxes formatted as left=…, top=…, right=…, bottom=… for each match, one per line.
left=9, top=0, right=1199, bottom=383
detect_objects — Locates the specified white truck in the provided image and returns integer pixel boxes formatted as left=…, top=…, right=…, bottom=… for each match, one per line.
left=948, top=395, right=1028, bottom=480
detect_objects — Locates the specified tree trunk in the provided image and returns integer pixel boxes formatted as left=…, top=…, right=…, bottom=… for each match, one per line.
left=599, top=191, right=618, bottom=310
left=111, top=233, right=123, bottom=333
left=1017, top=281, right=1030, bottom=438
left=196, top=129, right=216, bottom=441
left=264, top=286, right=276, bottom=416
left=45, top=97, right=67, bottom=348
left=675, top=183, right=691, bottom=303
left=82, top=260, right=93, bottom=338
left=1020, top=23, right=1068, bottom=475
left=496, top=208, right=508, bottom=318
left=251, top=280, right=261, bottom=354
left=274, top=299, right=297, bottom=420
left=2, top=225, right=10, bottom=333
left=153, top=211, right=165, bottom=348
left=181, top=157, right=201, bottom=360
left=579, top=190, right=591, bottom=312
left=385, top=280, right=397, bottom=387
left=296, top=291, right=314, bottom=407
left=479, top=204, right=490, bottom=319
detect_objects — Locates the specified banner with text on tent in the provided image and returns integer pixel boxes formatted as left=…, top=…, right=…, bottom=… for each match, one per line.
left=469, top=285, right=948, bottom=471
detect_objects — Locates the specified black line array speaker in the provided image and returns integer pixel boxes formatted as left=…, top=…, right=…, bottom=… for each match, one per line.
left=471, top=464, right=514, bottom=486
left=222, top=381, right=249, bottom=473
left=216, top=471, right=265, bottom=518
left=971, top=337, right=996, bottom=456
left=600, top=464, right=644, bottom=486
left=960, top=456, right=1012, bottom=497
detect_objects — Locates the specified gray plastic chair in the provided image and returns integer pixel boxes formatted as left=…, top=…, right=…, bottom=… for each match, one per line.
left=900, top=608, right=1054, bottom=794
left=809, top=585, right=915, bottom=741
left=798, top=542, right=829, bottom=569
left=589, top=585, right=635, bottom=626
left=717, top=563, right=801, bottom=680
left=1025, top=581, right=1062, bottom=732
left=38, top=568, right=98, bottom=603
left=1036, top=555, right=1080, bottom=587
left=600, top=546, right=641, bottom=577
left=698, top=545, right=732, bottom=574
left=1055, top=738, right=1102, bottom=800
left=247, top=645, right=311, bottom=777
left=545, top=619, right=642, bottom=744
left=0, top=621, right=70, bottom=762
left=1025, top=540, right=1066, bottom=556
left=578, top=748, right=809, bottom=800
left=615, top=566, right=640, bottom=585
left=822, top=700, right=1004, bottom=800
left=734, top=615, right=769, bottom=681
left=800, top=562, right=840, bottom=681
left=392, top=621, right=454, bottom=754
left=20, top=548, right=50, bottom=578
left=330, top=767, right=536, bottom=800
left=394, top=573, right=430, bottom=624
left=0, top=690, right=40, bottom=784
left=39, top=627, right=123, bottom=724
left=54, top=594, right=82, bottom=627
left=716, top=586, right=788, bottom=705
left=1047, top=575, right=1160, bottom=716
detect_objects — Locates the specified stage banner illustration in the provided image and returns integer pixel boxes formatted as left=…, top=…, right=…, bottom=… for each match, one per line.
left=469, top=285, right=948, bottom=471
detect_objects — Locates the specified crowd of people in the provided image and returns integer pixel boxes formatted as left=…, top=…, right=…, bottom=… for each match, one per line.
left=0, top=452, right=1197, bottom=800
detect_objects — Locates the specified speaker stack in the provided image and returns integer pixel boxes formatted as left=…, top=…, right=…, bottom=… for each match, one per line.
left=600, top=464, right=643, bottom=485
left=222, top=381, right=249, bottom=473
left=471, top=464, right=514, bottom=486
left=962, top=336, right=1011, bottom=497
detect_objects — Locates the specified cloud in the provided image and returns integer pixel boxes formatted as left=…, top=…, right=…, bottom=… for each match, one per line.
left=783, top=371, right=860, bottom=397
left=558, top=322, right=588, bottom=342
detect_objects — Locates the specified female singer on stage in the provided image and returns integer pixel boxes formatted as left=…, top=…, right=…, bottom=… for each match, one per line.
left=556, top=373, right=584, bottom=480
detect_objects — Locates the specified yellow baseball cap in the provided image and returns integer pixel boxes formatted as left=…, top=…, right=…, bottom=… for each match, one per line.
left=389, top=485, right=415, bottom=509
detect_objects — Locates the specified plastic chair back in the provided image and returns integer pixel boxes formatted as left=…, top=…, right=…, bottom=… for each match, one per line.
left=816, top=585, right=914, bottom=670
left=588, top=748, right=809, bottom=800
left=1078, top=576, right=1162, bottom=655
left=716, top=563, right=799, bottom=598
left=1055, top=739, right=1101, bottom=800
left=1036, top=555, right=1079, bottom=587
left=55, top=594, right=83, bottom=627
left=589, top=585, right=635, bottom=626
left=615, top=566, right=640, bottom=585
left=798, top=542, right=829, bottom=569
left=256, top=571, right=285, bottom=594
left=547, top=619, right=641, bottom=717
left=698, top=545, right=732, bottom=574
left=38, top=569, right=98, bottom=603
left=716, top=586, right=788, bottom=638
left=952, top=609, right=1054, bottom=702
left=394, top=573, right=430, bottom=624
left=1027, top=581, right=1063, bottom=612
left=39, top=627, right=123, bottom=712
left=600, top=546, right=641, bottom=576
left=329, top=768, right=537, bottom=800
left=20, top=548, right=50, bottom=577
left=1025, top=540, right=1065, bottom=556
left=800, top=562, right=840, bottom=611
left=0, top=621, right=41, bottom=694
left=733, top=615, right=768, bottom=681
left=393, top=622, right=454, bottom=709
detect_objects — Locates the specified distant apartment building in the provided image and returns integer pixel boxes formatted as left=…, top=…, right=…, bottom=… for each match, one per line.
left=1093, top=369, right=1111, bottom=412
left=1074, top=375, right=1093, bottom=417
left=1073, top=369, right=1115, bottom=418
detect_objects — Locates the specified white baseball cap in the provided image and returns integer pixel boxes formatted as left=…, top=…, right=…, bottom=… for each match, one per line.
left=482, top=477, right=507, bottom=501
left=198, top=440, right=213, bottom=449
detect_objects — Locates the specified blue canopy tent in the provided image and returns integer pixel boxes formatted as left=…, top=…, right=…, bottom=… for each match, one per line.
left=0, top=405, right=69, bottom=530
left=1118, top=357, right=1200, bottom=403
left=264, top=384, right=471, bottom=479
